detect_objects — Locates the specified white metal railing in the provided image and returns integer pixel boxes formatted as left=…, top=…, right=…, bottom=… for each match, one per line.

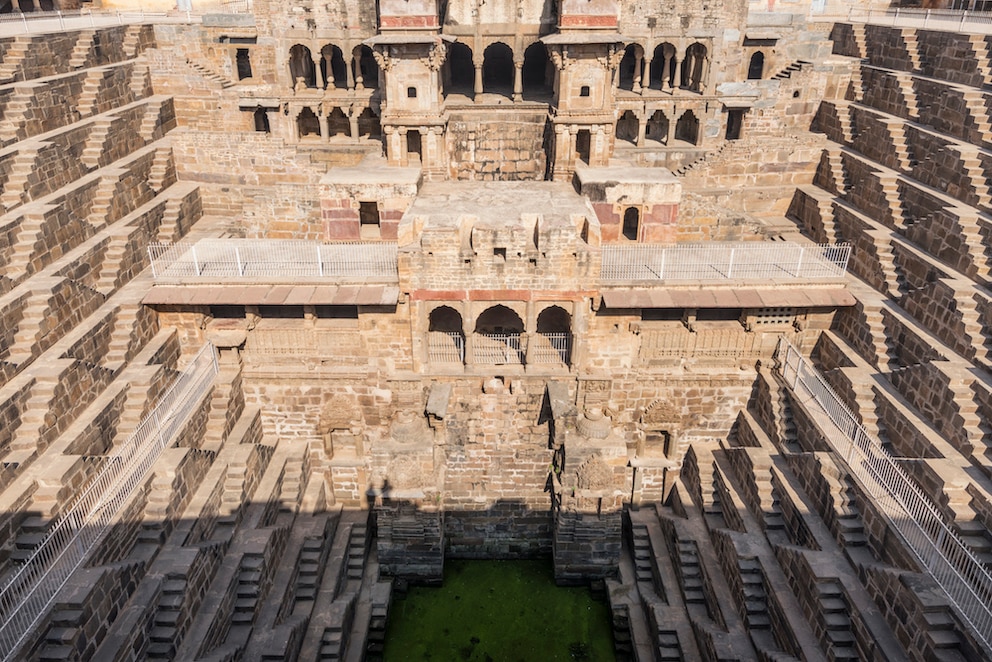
left=0, top=344, right=218, bottom=661
left=776, top=338, right=992, bottom=653
left=148, top=240, right=398, bottom=280
left=428, top=331, right=465, bottom=364
left=528, top=332, right=572, bottom=365
left=474, top=333, right=523, bottom=365
left=841, top=7, right=992, bottom=31
left=0, top=9, right=192, bottom=35
left=600, top=242, right=850, bottom=282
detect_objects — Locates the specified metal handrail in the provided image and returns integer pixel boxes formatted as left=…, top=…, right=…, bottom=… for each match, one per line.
left=148, top=239, right=398, bottom=281
left=428, top=331, right=465, bottom=364
left=776, top=338, right=992, bottom=653
left=600, top=242, right=850, bottom=282
left=0, top=344, right=218, bottom=661
left=474, top=333, right=523, bottom=365
left=528, top=332, right=572, bottom=365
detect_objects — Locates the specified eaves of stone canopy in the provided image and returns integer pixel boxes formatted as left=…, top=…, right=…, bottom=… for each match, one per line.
left=598, top=283, right=856, bottom=309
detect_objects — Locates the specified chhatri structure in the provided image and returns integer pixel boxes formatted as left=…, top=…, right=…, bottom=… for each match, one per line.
left=0, top=0, right=990, bottom=659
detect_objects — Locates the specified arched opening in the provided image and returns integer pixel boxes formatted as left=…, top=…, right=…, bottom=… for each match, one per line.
left=357, top=107, right=381, bottom=139
left=297, top=108, right=320, bottom=139
left=406, top=130, right=422, bottom=163
left=616, top=110, right=638, bottom=145
left=289, top=44, right=317, bottom=90
left=618, top=44, right=641, bottom=91
left=747, top=51, right=765, bottom=80
left=253, top=108, right=270, bottom=133
left=445, top=42, right=475, bottom=95
left=321, top=44, right=348, bottom=89
left=622, top=207, right=640, bottom=241
left=534, top=306, right=572, bottom=365
left=328, top=107, right=350, bottom=139
left=428, top=306, right=465, bottom=364
left=575, top=129, right=591, bottom=165
left=646, top=110, right=669, bottom=144
left=650, top=43, right=676, bottom=90
left=236, top=49, right=252, bottom=80
left=475, top=305, right=524, bottom=364
left=483, top=42, right=514, bottom=96
left=681, top=42, right=707, bottom=92
left=355, top=46, right=379, bottom=89
left=675, top=110, right=699, bottom=144
left=522, top=42, right=551, bottom=99
left=476, top=305, right=524, bottom=334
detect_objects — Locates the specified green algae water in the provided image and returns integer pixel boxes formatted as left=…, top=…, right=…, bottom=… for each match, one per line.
left=383, top=560, right=615, bottom=661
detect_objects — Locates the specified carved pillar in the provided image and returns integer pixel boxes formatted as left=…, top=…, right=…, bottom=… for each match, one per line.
left=399, top=127, right=409, bottom=167
left=317, top=108, right=329, bottom=141
left=633, top=51, right=643, bottom=93
left=474, top=60, right=484, bottom=98
left=700, top=56, right=711, bottom=93
left=636, top=113, right=646, bottom=146
left=513, top=60, right=523, bottom=101
left=349, top=108, right=359, bottom=140
left=354, top=49, right=365, bottom=90
left=346, top=53, right=355, bottom=90
left=313, top=52, right=325, bottom=90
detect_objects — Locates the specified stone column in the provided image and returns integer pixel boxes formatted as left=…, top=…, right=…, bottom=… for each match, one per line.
left=700, top=56, right=711, bottom=93
left=346, top=53, right=355, bottom=90
left=568, top=126, right=577, bottom=163
left=349, top=108, right=359, bottom=140
left=636, top=113, right=647, bottom=146
left=474, top=59, right=484, bottom=99
left=313, top=52, right=325, bottom=90
left=633, top=51, right=643, bottom=93
left=399, top=127, right=409, bottom=167
left=513, top=60, right=523, bottom=101
left=318, top=114, right=329, bottom=141
left=642, top=54, right=652, bottom=91
left=354, top=50, right=365, bottom=90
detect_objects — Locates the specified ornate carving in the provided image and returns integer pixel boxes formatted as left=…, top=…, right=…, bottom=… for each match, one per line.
left=549, top=45, right=571, bottom=71
left=387, top=455, right=429, bottom=489
left=318, top=395, right=362, bottom=434
left=576, top=455, right=613, bottom=491
left=576, top=407, right=612, bottom=439
left=424, top=41, right=447, bottom=71
left=372, top=47, right=394, bottom=72
left=607, top=44, right=625, bottom=69
left=642, top=399, right=679, bottom=425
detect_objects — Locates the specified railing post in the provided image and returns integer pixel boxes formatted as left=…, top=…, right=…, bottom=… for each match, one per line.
left=659, top=248, right=666, bottom=280
left=727, top=248, right=735, bottom=278
left=796, top=247, right=804, bottom=278
left=235, top=247, right=244, bottom=277
left=57, top=11, right=64, bottom=30
left=191, top=246, right=201, bottom=276
left=317, top=245, right=323, bottom=277
left=148, top=247, right=158, bottom=279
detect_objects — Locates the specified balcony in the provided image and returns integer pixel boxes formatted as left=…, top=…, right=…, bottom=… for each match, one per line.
left=600, top=242, right=850, bottom=283
left=148, top=239, right=398, bottom=281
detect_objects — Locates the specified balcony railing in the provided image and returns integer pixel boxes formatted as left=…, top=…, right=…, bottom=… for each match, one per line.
left=428, top=331, right=465, bottom=364
left=528, top=332, right=572, bottom=365
left=776, top=338, right=992, bottom=654
left=0, top=344, right=218, bottom=662
left=601, top=242, right=850, bottom=282
left=148, top=240, right=398, bottom=280
left=474, top=333, right=523, bottom=365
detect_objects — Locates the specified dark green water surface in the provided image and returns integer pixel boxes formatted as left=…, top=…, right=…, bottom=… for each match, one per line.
left=382, top=560, right=615, bottom=661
